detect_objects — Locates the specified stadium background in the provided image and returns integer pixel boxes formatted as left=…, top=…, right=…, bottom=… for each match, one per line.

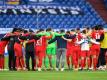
left=0, top=0, right=107, bottom=80
left=0, top=0, right=107, bottom=55
left=0, top=0, right=107, bottom=30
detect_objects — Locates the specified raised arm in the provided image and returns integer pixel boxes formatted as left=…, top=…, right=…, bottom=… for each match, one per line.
left=76, top=39, right=84, bottom=45
left=62, top=36, right=72, bottom=42
left=33, top=35, right=41, bottom=40
left=96, top=33, right=104, bottom=42
left=1, top=33, right=13, bottom=41
left=48, top=36, right=57, bottom=44
left=90, top=39, right=100, bottom=44
left=19, top=35, right=27, bottom=40
left=36, top=32, right=46, bottom=36
left=54, top=32, right=65, bottom=36
left=66, top=34, right=76, bottom=39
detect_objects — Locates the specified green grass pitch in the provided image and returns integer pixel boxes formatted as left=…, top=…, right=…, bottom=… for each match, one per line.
left=0, top=57, right=107, bottom=80
left=0, top=71, right=107, bottom=80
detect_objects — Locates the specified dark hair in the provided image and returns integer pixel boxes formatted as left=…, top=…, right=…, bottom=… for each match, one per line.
left=76, top=27, right=80, bottom=30
left=86, top=27, right=90, bottom=30
left=60, top=29, right=65, bottom=33
left=94, top=25, right=99, bottom=30
left=12, top=28, right=18, bottom=33
left=39, top=29, right=44, bottom=32
left=18, top=28, right=24, bottom=32
left=98, top=25, right=103, bottom=30
left=82, top=30, right=86, bottom=34
left=46, top=28, right=52, bottom=32
left=29, top=29, right=34, bottom=33
left=24, top=30, right=28, bottom=33
left=71, top=29, right=75, bottom=31
left=56, top=31, right=59, bottom=33
left=66, top=31, right=70, bottom=34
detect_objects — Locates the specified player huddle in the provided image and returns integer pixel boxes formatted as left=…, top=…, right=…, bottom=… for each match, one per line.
left=0, top=25, right=107, bottom=71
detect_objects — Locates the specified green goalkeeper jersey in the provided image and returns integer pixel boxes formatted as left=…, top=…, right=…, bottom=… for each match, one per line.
left=46, top=31, right=65, bottom=48
left=46, top=32, right=56, bottom=48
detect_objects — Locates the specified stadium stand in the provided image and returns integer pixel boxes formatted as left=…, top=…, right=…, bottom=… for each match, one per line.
left=0, top=0, right=106, bottom=29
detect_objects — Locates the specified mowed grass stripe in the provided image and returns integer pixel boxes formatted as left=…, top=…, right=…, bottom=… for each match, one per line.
left=0, top=71, right=107, bottom=80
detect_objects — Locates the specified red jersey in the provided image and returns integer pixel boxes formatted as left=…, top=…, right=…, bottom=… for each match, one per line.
left=91, top=31, right=102, bottom=40
left=67, top=33, right=82, bottom=48
left=90, top=31, right=102, bottom=55
left=91, top=30, right=103, bottom=46
left=0, top=33, right=11, bottom=54
left=0, top=41, right=8, bottom=54
left=35, top=35, right=52, bottom=51
left=22, top=33, right=36, bottom=43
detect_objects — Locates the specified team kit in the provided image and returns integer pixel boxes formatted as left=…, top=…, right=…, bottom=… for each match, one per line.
left=0, top=25, right=107, bottom=71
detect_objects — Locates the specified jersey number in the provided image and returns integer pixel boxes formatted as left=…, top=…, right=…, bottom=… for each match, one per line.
left=95, top=33, right=100, bottom=39
left=36, top=38, right=42, bottom=45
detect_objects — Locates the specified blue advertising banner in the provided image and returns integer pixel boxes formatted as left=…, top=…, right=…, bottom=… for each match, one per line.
left=0, top=5, right=83, bottom=15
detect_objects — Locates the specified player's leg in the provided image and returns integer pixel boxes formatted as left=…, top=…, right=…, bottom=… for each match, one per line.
left=92, top=48, right=100, bottom=70
left=16, top=56, right=20, bottom=70
left=13, top=54, right=16, bottom=71
left=18, top=45, right=26, bottom=70
left=0, top=57, right=1, bottom=70
left=25, top=51, right=30, bottom=70
left=37, top=50, right=44, bottom=71
left=100, top=49, right=106, bottom=70
left=48, top=48, right=53, bottom=69
left=89, top=50, right=92, bottom=69
left=80, top=51, right=86, bottom=70
left=105, top=51, right=107, bottom=70
left=2, top=55, right=5, bottom=70
left=66, top=53, right=70, bottom=69
left=14, top=43, right=21, bottom=70
left=73, top=46, right=79, bottom=70
left=86, top=51, right=91, bottom=70
left=66, top=48, right=72, bottom=69
left=46, top=48, right=53, bottom=69
left=81, top=57, right=85, bottom=70
left=42, top=50, right=48, bottom=70
left=44, top=48, right=50, bottom=69
left=48, top=55, right=52, bottom=69
left=8, top=50, right=12, bottom=70
left=77, top=46, right=81, bottom=69
left=44, top=55, right=49, bottom=70
left=0, top=54, right=4, bottom=70
left=56, top=48, right=61, bottom=71
left=22, top=47, right=26, bottom=70
left=96, top=46, right=100, bottom=67
left=30, top=51, right=35, bottom=71
left=20, top=56, right=26, bottom=70
left=35, top=50, right=39, bottom=70
left=92, top=55, right=97, bottom=70
left=73, top=52, right=78, bottom=71
left=16, top=48, right=21, bottom=70
left=96, top=48, right=100, bottom=70
left=61, top=48, right=66, bottom=71
left=51, top=48, right=56, bottom=69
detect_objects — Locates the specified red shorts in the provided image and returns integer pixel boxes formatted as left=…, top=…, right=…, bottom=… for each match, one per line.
left=66, top=47, right=73, bottom=57
left=73, top=45, right=81, bottom=58
left=35, top=46, right=46, bottom=58
left=0, top=45, right=5, bottom=55
left=90, top=44, right=100, bottom=56
left=0, top=41, right=8, bottom=55
left=81, top=51, right=90, bottom=57
left=14, top=43, right=23, bottom=57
